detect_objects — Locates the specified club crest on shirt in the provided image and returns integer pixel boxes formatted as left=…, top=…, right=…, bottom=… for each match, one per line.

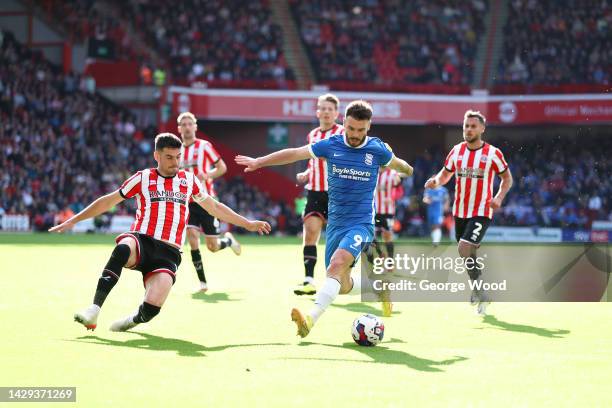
left=180, top=178, right=188, bottom=186
left=364, top=153, right=373, bottom=165
left=480, top=156, right=488, bottom=163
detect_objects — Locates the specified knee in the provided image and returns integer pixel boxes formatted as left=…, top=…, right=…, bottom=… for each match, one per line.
left=206, top=240, right=219, bottom=252
left=112, top=243, right=132, bottom=265
left=457, top=241, right=474, bottom=258
left=328, top=258, right=352, bottom=290
left=187, top=229, right=200, bottom=245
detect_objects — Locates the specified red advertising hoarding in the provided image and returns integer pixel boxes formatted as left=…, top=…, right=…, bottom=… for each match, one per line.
left=167, top=87, right=612, bottom=125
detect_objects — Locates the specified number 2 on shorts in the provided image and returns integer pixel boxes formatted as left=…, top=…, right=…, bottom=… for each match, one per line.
left=471, top=222, right=482, bottom=241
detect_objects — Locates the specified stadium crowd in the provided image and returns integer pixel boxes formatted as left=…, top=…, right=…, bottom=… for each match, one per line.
left=36, top=0, right=294, bottom=85
left=496, top=0, right=610, bottom=85
left=37, top=0, right=143, bottom=61
left=290, top=0, right=488, bottom=86
left=0, top=30, right=296, bottom=232
left=0, top=30, right=153, bottom=231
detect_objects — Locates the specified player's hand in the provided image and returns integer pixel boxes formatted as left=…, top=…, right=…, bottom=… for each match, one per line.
left=235, top=155, right=260, bottom=173
left=246, top=220, right=272, bottom=235
left=48, top=220, right=75, bottom=233
left=296, top=171, right=309, bottom=184
left=491, top=196, right=503, bottom=210
left=424, top=177, right=438, bottom=189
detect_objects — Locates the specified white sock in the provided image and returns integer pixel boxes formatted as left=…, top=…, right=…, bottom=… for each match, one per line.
left=88, top=304, right=101, bottom=313
left=432, top=228, right=442, bottom=244
left=349, top=274, right=362, bottom=295
left=309, top=277, right=340, bottom=323
left=304, top=276, right=314, bottom=285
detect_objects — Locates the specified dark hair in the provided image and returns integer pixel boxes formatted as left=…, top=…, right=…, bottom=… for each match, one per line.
left=345, top=100, right=373, bottom=121
left=155, top=133, right=182, bottom=151
left=317, top=93, right=340, bottom=110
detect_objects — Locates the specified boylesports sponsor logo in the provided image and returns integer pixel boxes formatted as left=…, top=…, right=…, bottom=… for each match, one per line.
left=332, top=164, right=371, bottom=181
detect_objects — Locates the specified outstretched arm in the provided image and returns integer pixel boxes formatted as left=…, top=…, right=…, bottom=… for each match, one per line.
left=387, top=156, right=413, bottom=177
left=424, top=168, right=454, bottom=189
left=199, top=197, right=271, bottom=235
left=491, top=168, right=513, bottom=210
left=49, top=191, right=124, bottom=232
left=235, top=145, right=312, bottom=173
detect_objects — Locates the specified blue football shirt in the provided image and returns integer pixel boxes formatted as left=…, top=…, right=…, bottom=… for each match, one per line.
left=309, top=134, right=394, bottom=228
left=424, top=186, right=448, bottom=216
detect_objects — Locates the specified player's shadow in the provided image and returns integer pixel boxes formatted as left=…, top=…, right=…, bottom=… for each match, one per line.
left=293, top=339, right=467, bottom=372
left=190, top=292, right=240, bottom=303
left=330, top=302, right=401, bottom=316
left=68, top=332, right=287, bottom=357
left=478, top=315, right=570, bottom=338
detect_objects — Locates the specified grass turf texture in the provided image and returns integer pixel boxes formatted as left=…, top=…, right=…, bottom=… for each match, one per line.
left=0, top=233, right=610, bottom=407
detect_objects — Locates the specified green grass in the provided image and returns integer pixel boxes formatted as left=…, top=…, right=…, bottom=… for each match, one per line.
left=0, top=234, right=610, bottom=407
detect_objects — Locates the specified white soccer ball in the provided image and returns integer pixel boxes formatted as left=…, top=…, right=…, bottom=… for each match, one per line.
left=351, top=314, right=384, bottom=346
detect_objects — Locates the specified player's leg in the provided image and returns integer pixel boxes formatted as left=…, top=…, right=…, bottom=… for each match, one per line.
left=295, top=191, right=327, bottom=295
left=457, top=217, right=491, bottom=314
left=74, top=235, right=138, bottom=330
left=187, top=202, right=209, bottom=291
left=431, top=224, right=442, bottom=246
left=429, top=212, right=443, bottom=246
left=294, top=214, right=323, bottom=295
left=110, top=272, right=174, bottom=332
left=381, top=216, right=395, bottom=259
left=291, top=225, right=344, bottom=337
left=365, top=215, right=384, bottom=264
left=291, top=249, right=353, bottom=338
left=187, top=226, right=208, bottom=292
left=292, top=226, right=376, bottom=337
left=203, top=210, right=240, bottom=255
left=110, top=240, right=180, bottom=331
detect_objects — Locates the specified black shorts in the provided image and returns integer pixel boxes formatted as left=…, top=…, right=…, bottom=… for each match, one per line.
left=303, top=190, right=328, bottom=220
left=187, top=202, right=220, bottom=236
left=454, top=216, right=491, bottom=245
left=375, top=214, right=394, bottom=232
left=115, top=232, right=182, bottom=287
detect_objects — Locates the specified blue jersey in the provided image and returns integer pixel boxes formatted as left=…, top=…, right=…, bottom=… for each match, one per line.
left=424, top=186, right=448, bottom=216
left=309, top=134, right=394, bottom=228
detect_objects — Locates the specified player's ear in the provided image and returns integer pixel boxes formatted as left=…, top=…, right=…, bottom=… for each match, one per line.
left=153, top=150, right=160, bottom=162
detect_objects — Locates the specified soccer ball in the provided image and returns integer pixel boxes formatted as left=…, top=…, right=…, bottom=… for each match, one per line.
left=351, top=314, right=384, bottom=346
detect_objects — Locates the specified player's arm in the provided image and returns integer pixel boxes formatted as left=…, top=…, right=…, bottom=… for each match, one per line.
left=491, top=168, right=513, bottom=210
left=387, top=156, right=413, bottom=177
left=198, top=197, right=271, bottom=235
left=424, top=168, right=453, bottom=189
left=235, top=145, right=312, bottom=172
left=49, top=191, right=124, bottom=233
left=204, top=158, right=227, bottom=180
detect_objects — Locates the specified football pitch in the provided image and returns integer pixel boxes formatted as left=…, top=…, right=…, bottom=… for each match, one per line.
left=0, top=233, right=610, bottom=407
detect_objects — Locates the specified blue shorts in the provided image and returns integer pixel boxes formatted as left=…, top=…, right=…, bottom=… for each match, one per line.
left=427, top=212, right=443, bottom=227
left=324, top=224, right=374, bottom=269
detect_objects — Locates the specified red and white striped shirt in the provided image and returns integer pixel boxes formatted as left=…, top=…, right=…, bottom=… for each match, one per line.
left=181, top=138, right=221, bottom=196
left=305, top=124, right=344, bottom=191
left=375, top=167, right=400, bottom=215
left=444, top=142, right=508, bottom=219
left=118, top=168, right=209, bottom=248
